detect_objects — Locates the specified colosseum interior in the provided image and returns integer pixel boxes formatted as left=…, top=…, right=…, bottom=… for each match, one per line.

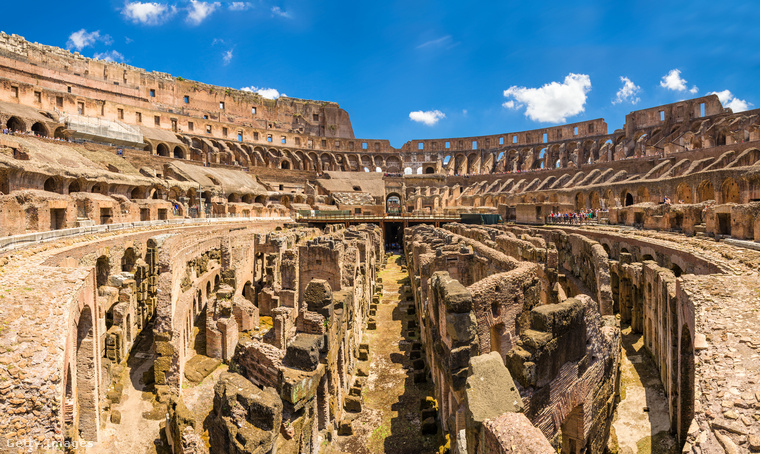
left=0, top=31, right=759, bottom=454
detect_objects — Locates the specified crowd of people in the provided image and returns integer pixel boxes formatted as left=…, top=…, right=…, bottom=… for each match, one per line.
left=547, top=208, right=607, bottom=225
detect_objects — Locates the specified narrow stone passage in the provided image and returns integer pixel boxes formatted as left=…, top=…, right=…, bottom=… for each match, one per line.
left=611, top=326, right=677, bottom=454
left=327, top=253, right=440, bottom=454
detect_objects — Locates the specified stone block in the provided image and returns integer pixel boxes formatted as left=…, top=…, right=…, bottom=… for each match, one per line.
left=283, top=333, right=322, bottom=371
left=344, top=395, right=362, bottom=412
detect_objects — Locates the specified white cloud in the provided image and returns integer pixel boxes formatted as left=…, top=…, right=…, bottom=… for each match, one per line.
left=416, top=35, right=451, bottom=49
left=187, top=1, right=220, bottom=25
left=229, top=2, right=251, bottom=10
left=271, top=6, right=291, bottom=18
left=710, top=90, right=751, bottom=112
left=612, top=76, right=641, bottom=105
left=122, top=2, right=176, bottom=25
left=93, top=50, right=125, bottom=62
left=241, top=86, right=286, bottom=99
left=503, top=73, right=591, bottom=123
left=660, top=69, right=697, bottom=92
left=67, top=29, right=111, bottom=51
left=222, top=49, right=233, bottom=65
left=409, top=110, right=446, bottom=126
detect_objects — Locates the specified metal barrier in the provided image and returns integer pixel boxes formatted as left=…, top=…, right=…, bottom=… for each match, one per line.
left=0, top=216, right=292, bottom=252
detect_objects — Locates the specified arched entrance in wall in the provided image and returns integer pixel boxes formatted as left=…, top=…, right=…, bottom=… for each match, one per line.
left=31, top=122, right=48, bottom=137
left=54, top=126, right=67, bottom=140
left=255, top=195, right=267, bottom=205
left=6, top=116, right=25, bottom=132
left=425, top=166, right=435, bottom=174
left=76, top=306, right=98, bottom=441
left=386, top=193, right=401, bottom=215
left=173, top=146, right=185, bottom=159
left=676, top=182, right=692, bottom=204
left=156, top=143, right=170, bottom=157
left=44, top=177, right=58, bottom=193
left=281, top=160, right=291, bottom=170
left=589, top=191, right=601, bottom=210
left=624, top=192, right=634, bottom=207
left=68, top=180, right=81, bottom=193
left=696, top=180, right=714, bottom=202
left=720, top=177, right=740, bottom=203
left=121, top=248, right=136, bottom=272
left=575, top=193, right=586, bottom=211
left=95, top=256, right=109, bottom=288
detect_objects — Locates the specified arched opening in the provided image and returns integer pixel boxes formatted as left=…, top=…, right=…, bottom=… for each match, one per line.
left=6, top=116, right=25, bottom=132
left=91, top=183, right=106, bottom=194
left=95, top=256, right=109, bottom=288
left=676, top=183, right=692, bottom=203
left=575, top=193, right=586, bottom=211
left=75, top=306, right=98, bottom=441
left=696, top=181, right=714, bottom=203
left=386, top=193, right=401, bottom=215
left=671, top=263, right=683, bottom=277
left=156, top=143, right=170, bottom=157
left=44, top=177, right=58, bottom=193
left=130, top=187, right=143, bottom=200
left=31, top=122, right=48, bottom=137
left=121, top=248, right=136, bottom=272
left=403, top=167, right=413, bottom=175
left=68, top=180, right=81, bottom=193
left=625, top=192, right=634, bottom=206
left=720, top=177, right=740, bottom=203
left=255, top=195, right=266, bottom=204
left=242, top=194, right=253, bottom=204
left=54, top=126, right=67, bottom=140
left=281, top=160, right=291, bottom=170
left=173, top=146, right=185, bottom=159
left=425, top=166, right=435, bottom=174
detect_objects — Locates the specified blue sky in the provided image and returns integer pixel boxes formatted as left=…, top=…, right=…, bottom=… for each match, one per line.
left=2, top=1, right=758, bottom=147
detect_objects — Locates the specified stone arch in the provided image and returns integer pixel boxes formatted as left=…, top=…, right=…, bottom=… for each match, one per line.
left=696, top=180, right=714, bottom=202
left=676, top=182, right=692, bottom=203
left=31, top=122, right=49, bottom=137
left=130, top=187, right=144, bottom=200
left=255, top=195, right=267, bottom=205
left=173, top=146, right=185, bottom=159
left=91, top=183, right=107, bottom=195
left=281, top=160, right=291, bottom=170
left=720, top=177, right=740, bottom=203
left=44, top=177, right=58, bottom=193
left=589, top=191, right=601, bottom=210
left=75, top=306, right=98, bottom=441
left=121, top=247, right=137, bottom=272
left=96, top=255, right=110, bottom=288
left=386, top=156, right=402, bottom=173
left=6, top=116, right=25, bottom=132
left=54, top=126, right=67, bottom=140
left=575, top=192, right=586, bottom=211
left=623, top=191, right=634, bottom=206
left=68, top=180, right=81, bottom=193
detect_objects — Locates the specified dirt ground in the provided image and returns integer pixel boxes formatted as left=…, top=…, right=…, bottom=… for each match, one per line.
left=610, top=326, right=677, bottom=454
left=326, top=254, right=442, bottom=454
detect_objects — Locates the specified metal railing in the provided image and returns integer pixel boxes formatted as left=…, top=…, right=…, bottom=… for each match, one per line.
left=0, top=216, right=292, bottom=252
left=296, top=213, right=461, bottom=222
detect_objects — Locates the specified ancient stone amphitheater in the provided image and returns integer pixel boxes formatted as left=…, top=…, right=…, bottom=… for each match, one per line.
left=0, top=32, right=758, bottom=454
